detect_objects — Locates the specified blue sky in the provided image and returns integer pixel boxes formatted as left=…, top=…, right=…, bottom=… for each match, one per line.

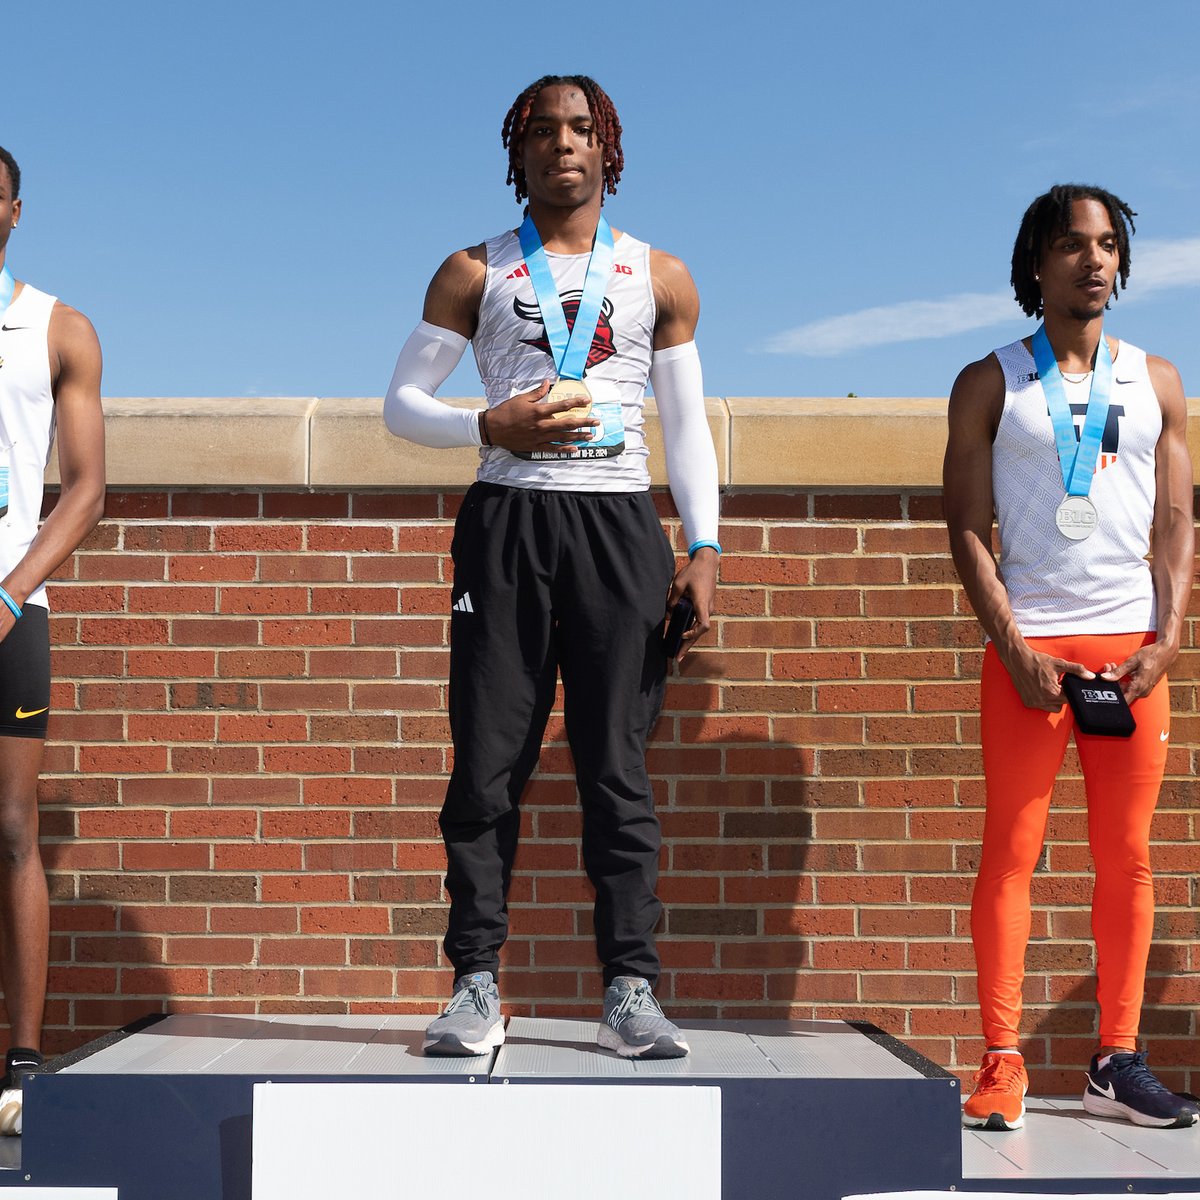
left=6, top=0, right=1198, bottom=399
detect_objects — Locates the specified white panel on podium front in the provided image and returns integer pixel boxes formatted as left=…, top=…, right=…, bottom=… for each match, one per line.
left=251, top=1081, right=720, bottom=1199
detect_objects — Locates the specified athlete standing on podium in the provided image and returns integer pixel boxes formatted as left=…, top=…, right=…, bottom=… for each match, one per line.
left=382, top=77, right=720, bottom=1058
left=0, top=146, right=106, bottom=1135
left=944, top=185, right=1196, bottom=1131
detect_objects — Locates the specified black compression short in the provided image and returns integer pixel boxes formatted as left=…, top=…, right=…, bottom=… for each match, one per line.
left=0, top=605, right=51, bottom=739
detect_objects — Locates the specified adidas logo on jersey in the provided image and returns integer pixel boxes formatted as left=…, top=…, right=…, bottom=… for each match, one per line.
left=451, top=593, right=475, bottom=614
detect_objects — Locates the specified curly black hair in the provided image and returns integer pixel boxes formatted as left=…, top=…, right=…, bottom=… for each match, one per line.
left=1011, top=184, right=1136, bottom=317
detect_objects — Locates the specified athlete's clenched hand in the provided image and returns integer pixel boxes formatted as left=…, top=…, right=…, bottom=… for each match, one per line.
left=482, top=380, right=600, bottom=453
left=664, top=547, right=718, bottom=663
left=1001, top=644, right=1094, bottom=711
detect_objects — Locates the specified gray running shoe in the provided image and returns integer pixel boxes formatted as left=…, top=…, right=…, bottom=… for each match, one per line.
left=598, top=976, right=689, bottom=1059
left=422, top=971, right=505, bottom=1057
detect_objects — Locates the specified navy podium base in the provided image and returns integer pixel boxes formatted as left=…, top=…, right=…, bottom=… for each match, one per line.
left=5, top=1013, right=958, bottom=1199
left=5, top=1013, right=1196, bottom=1197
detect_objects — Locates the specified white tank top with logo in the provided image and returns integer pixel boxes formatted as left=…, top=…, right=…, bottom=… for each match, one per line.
left=472, top=227, right=656, bottom=492
left=0, top=283, right=58, bottom=611
left=991, top=336, right=1160, bottom=637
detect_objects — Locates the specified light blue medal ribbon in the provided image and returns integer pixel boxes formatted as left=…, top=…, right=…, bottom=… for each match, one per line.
left=0, top=265, right=14, bottom=324
left=1031, top=324, right=1112, bottom=540
left=517, top=214, right=614, bottom=381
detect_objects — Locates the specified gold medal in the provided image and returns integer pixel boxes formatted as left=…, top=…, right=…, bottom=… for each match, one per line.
left=546, top=377, right=593, bottom=424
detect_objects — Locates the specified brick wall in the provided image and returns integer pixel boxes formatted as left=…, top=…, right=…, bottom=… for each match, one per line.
left=28, top=485, right=1200, bottom=1095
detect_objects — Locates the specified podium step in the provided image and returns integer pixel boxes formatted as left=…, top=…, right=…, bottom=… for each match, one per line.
left=962, top=1096, right=1200, bottom=1193
left=496, top=1016, right=962, bottom=1199
left=13, top=1013, right=960, bottom=1199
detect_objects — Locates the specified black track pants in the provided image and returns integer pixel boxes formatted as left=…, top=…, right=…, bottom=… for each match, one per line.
left=440, top=481, right=674, bottom=987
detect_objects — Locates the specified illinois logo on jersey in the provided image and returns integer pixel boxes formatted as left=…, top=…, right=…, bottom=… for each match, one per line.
left=513, top=290, right=618, bottom=371
left=1068, top=402, right=1124, bottom=473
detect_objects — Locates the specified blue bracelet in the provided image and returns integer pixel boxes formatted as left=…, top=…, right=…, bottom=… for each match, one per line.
left=688, top=540, right=722, bottom=558
left=0, top=587, right=21, bottom=621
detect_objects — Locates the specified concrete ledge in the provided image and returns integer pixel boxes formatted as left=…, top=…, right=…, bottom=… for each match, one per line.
left=310, top=398, right=481, bottom=487
left=74, top=398, right=318, bottom=487
left=56, top=397, right=1200, bottom=490
left=728, top=398, right=947, bottom=487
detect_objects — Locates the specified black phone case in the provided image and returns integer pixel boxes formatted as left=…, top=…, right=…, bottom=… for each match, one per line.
left=1061, top=673, right=1136, bottom=737
left=662, top=597, right=696, bottom=658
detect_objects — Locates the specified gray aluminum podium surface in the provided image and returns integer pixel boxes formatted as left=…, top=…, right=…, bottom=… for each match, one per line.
left=961, top=1096, right=1200, bottom=1193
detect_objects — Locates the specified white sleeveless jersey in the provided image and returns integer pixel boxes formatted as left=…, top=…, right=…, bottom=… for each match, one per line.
left=472, top=227, right=656, bottom=492
left=991, top=336, right=1160, bottom=636
left=0, top=283, right=59, bottom=611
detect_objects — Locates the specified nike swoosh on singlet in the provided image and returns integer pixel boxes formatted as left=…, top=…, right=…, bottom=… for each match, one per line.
left=14, top=707, right=49, bottom=720
left=0, top=326, right=28, bottom=332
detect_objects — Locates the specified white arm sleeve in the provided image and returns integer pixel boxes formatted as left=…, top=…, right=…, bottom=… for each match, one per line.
left=383, top=320, right=480, bottom=448
left=650, top=340, right=720, bottom=549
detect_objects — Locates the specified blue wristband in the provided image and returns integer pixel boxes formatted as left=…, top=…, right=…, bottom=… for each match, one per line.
left=688, top=540, right=722, bottom=558
left=0, top=587, right=22, bottom=621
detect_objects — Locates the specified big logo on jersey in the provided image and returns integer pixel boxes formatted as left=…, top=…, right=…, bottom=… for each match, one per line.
left=513, top=290, right=618, bottom=370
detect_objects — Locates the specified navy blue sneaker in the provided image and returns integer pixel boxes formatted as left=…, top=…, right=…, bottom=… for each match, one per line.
left=0, top=1048, right=44, bottom=1136
left=1082, top=1051, right=1200, bottom=1128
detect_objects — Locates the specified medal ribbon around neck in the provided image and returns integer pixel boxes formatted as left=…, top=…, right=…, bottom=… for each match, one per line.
left=1031, top=323, right=1113, bottom=497
left=517, top=214, right=614, bottom=381
left=0, top=265, right=14, bottom=325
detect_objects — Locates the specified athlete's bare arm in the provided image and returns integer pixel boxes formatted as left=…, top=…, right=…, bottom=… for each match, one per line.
left=944, top=354, right=1091, bottom=711
left=0, top=303, right=105, bottom=642
left=1100, top=356, right=1194, bottom=699
left=650, top=249, right=717, bottom=652
left=421, top=245, right=597, bottom=453
left=650, top=250, right=700, bottom=351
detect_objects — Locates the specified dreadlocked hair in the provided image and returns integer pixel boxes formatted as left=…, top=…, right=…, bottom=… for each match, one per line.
left=501, top=75, right=624, bottom=204
left=1011, top=184, right=1136, bottom=318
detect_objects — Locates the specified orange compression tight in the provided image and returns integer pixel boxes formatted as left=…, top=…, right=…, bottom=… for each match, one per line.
left=973, top=632, right=1169, bottom=1051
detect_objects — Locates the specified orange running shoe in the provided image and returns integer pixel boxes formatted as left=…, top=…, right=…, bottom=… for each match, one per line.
left=962, top=1051, right=1028, bottom=1130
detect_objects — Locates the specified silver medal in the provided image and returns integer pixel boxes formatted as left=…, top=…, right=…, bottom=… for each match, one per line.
left=1055, top=495, right=1097, bottom=541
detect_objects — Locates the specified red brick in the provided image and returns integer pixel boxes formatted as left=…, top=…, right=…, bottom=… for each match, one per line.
left=169, top=555, right=258, bottom=582
left=220, top=587, right=309, bottom=615
left=171, top=618, right=260, bottom=647
left=213, top=525, right=303, bottom=552
left=307, top=527, right=396, bottom=552
left=263, top=493, right=350, bottom=519
left=212, top=969, right=301, bottom=996
left=172, top=494, right=260, bottom=518
left=218, top=649, right=307, bottom=677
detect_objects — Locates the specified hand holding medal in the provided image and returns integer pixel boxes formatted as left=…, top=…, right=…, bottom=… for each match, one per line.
left=481, top=377, right=599, bottom=453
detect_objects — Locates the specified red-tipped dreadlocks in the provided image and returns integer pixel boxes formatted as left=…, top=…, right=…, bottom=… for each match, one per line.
left=501, top=75, right=624, bottom=205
